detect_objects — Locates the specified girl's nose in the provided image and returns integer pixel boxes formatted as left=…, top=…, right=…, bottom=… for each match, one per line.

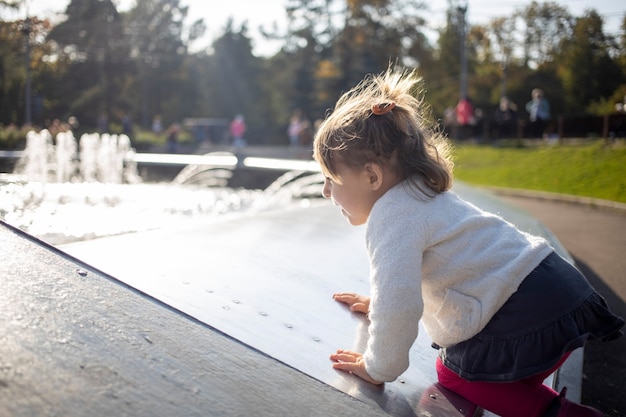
left=322, top=178, right=331, bottom=198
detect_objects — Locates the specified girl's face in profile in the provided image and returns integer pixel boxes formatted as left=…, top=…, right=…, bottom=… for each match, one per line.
left=322, top=162, right=378, bottom=226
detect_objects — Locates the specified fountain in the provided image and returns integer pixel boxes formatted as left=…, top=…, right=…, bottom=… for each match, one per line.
left=13, top=129, right=141, bottom=184
left=0, top=129, right=322, bottom=245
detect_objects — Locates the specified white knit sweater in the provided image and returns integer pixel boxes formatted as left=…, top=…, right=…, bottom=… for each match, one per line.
left=362, top=179, right=553, bottom=382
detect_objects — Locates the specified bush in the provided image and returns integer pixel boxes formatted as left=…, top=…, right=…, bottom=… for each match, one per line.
left=0, top=125, right=28, bottom=149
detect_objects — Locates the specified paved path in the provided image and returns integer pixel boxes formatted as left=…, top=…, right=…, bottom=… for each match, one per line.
left=498, top=194, right=626, bottom=417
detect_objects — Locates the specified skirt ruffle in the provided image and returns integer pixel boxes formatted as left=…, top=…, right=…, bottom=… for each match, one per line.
left=440, top=252, right=625, bottom=382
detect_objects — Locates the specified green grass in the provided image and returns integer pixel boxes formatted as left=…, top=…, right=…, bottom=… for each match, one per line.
left=452, top=140, right=626, bottom=204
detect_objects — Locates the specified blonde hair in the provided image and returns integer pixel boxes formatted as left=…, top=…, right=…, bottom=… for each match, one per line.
left=313, top=68, right=453, bottom=196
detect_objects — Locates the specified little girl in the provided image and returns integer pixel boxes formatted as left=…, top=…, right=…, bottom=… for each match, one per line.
left=313, top=68, right=624, bottom=417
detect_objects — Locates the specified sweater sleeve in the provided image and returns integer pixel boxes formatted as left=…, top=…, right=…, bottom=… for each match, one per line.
left=362, top=198, right=426, bottom=382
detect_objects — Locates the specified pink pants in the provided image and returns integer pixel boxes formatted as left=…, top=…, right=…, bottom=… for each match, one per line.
left=436, top=353, right=571, bottom=417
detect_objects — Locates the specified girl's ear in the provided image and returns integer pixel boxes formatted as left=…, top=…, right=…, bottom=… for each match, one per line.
left=364, top=163, right=384, bottom=191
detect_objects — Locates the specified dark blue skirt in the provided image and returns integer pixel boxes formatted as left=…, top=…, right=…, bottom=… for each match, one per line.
left=439, top=251, right=624, bottom=382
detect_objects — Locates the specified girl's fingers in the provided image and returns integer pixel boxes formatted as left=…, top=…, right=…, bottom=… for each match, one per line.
left=333, top=293, right=357, bottom=301
left=332, top=361, right=358, bottom=372
left=333, top=348, right=357, bottom=356
left=350, top=303, right=367, bottom=313
left=330, top=349, right=359, bottom=362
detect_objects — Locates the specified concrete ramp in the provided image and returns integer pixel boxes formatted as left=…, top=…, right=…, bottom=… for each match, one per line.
left=0, top=220, right=392, bottom=417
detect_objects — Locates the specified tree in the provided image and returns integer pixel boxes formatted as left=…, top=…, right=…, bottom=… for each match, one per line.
left=333, top=0, right=431, bottom=86
left=426, top=2, right=468, bottom=117
left=615, top=14, right=626, bottom=92
left=0, top=16, right=57, bottom=126
left=557, top=10, right=623, bottom=115
left=124, top=0, right=204, bottom=128
left=281, top=0, right=337, bottom=53
left=0, top=19, right=28, bottom=124
left=487, top=16, right=522, bottom=100
left=46, top=0, right=126, bottom=127
left=271, top=0, right=434, bottom=117
left=209, top=20, right=270, bottom=144
left=268, top=0, right=337, bottom=127
left=517, top=1, right=573, bottom=68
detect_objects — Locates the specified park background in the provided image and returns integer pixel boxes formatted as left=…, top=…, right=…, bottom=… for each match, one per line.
left=0, top=0, right=625, bottom=148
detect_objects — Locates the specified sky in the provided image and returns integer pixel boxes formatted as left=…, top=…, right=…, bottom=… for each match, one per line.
left=4, top=0, right=625, bottom=57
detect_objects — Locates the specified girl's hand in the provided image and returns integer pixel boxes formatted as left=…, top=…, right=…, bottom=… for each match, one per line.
left=330, top=349, right=383, bottom=385
left=333, top=292, right=370, bottom=314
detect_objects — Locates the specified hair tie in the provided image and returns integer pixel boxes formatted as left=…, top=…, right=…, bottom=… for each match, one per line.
left=371, top=102, right=396, bottom=116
